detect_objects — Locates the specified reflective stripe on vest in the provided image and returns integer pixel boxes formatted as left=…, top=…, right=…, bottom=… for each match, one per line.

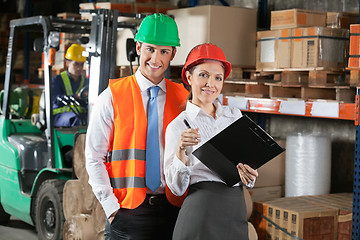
left=53, top=71, right=85, bottom=115
left=108, top=75, right=188, bottom=209
left=61, top=71, right=85, bottom=95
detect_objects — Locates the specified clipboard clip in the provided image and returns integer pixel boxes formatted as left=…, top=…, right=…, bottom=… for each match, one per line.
left=249, top=126, right=276, bottom=146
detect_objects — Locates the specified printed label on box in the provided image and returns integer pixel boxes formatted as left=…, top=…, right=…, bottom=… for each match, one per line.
left=260, top=39, right=275, bottom=63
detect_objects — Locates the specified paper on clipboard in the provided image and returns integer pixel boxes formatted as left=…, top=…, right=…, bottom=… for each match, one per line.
left=192, top=115, right=285, bottom=186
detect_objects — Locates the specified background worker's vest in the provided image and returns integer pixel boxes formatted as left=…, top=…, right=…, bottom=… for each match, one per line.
left=108, top=75, right=188, bottom=209
left=53, top=71, right=85, bottom=115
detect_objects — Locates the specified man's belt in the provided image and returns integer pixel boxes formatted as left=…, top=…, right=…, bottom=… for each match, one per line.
left=144, top=194, right=170, bottom=206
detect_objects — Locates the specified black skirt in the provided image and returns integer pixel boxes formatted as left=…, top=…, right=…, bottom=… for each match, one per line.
left=173, top=181, right=249, bottom=240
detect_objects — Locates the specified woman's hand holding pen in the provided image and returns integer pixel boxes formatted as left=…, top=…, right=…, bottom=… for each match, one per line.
left=176, top=120, right=200, bottom=164
left=237, top=163, right=258, bottom=186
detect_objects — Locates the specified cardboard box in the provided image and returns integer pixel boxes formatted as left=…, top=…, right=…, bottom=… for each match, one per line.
left=257, top=27, right=349, bottom=70
left=255, top=139, right=286, bottom=188
left=134, top=3, right=175, bottom=14
left=79, top=2, right=96, bottom=10
left=349, top=24, right=360, bottom=68
left=271, top=9, right=326, bottom=30
left=301, top=193, right=353, bottom=240
left=57, top=12, right=81, bottom=19
left=327, top=11, right=359, bottom=29
left=96, top=3, right=133, bottom=13
left=249, top=185, right=283, bottom=203
left=168, top=5, right=257, bottom=67
left=256, top=29, right=292, bottom=71
left=291, top=27, right=349, bottom=69
left=253, top=193, right=353, bottom=240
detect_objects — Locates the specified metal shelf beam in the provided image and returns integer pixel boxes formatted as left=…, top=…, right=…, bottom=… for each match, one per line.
left=223, top=96, right=355, bottom=121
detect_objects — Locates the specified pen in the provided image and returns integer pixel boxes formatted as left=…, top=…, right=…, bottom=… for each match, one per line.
left=184, top=119, right=191, bottom=129
left=184, top=119, right=200, bottom=141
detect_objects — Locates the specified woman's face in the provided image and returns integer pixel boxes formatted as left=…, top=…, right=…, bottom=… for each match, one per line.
left=186, top=60, right=225, bottom=107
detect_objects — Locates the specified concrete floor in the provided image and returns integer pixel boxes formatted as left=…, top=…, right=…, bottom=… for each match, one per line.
left=0, top=216, right=38, bottom=240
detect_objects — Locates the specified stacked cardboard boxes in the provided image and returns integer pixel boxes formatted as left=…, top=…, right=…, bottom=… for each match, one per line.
left=253, top=193, right=352, bottom=240
left=257, top=9, right=350, bottom=72
left=249, top=139, right=285, bottom=202
left=168, top=5, right=257, bottom=67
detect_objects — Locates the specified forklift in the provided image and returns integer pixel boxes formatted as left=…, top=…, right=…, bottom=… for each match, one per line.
left=0, top=10, right=142, bottom=240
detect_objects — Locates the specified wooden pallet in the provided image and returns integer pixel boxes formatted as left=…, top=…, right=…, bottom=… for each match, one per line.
left=223, top=80, right=269, bottom=98
left=254, top=68, right=349, bottom=87
left=227, top=66, right=257, bottom=81
left=266, top=82, right=355, bottom=103
left=308, top=70, right=349, bottom=87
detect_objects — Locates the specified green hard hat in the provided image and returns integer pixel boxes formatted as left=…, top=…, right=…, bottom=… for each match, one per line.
left=134, top=13, right=180, bottom=47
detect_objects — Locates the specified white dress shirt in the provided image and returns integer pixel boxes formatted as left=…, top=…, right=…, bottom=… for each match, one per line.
left=85, top=69, right=167, bottom=218
left=164, top=101, right=255, bottom=197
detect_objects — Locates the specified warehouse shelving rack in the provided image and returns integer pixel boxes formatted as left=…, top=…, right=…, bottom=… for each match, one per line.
left=223, top=88, right=359, bottom=239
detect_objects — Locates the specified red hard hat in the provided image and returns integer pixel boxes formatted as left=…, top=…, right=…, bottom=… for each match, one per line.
left=181, top=43, right=231, bottom=85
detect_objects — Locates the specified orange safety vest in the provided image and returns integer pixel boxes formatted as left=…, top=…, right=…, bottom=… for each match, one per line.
left=108, top=75, right=188, bottom=209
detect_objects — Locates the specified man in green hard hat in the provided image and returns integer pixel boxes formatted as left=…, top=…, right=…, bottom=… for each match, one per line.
left=85, top=14, right=188, bottom=239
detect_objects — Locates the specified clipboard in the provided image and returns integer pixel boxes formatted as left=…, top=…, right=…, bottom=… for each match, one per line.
left=192, top=115, right=285, bottom=186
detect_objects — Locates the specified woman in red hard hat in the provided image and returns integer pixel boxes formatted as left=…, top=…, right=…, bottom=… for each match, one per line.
left=164, top=43, right=258, bottom=240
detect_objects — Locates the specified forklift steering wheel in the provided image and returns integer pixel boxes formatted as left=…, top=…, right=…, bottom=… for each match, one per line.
left=78, top=86, right=88, bottom=105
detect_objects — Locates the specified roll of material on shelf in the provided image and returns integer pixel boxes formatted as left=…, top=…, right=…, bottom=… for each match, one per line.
left=285, top=133, right=331, bottom=197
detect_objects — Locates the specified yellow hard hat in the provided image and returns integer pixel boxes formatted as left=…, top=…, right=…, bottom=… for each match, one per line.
left=65, top=44, right=86, bottom=62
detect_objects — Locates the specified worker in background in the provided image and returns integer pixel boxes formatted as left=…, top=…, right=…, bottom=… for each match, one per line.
left=85, top=13, right=188, bottom=240
left=52, top=43, right=88, bottom=127
left=164, top=43, right=259, bottom=240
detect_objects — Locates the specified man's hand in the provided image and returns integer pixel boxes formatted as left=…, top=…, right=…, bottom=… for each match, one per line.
left=108, top=210, right=118, bottom=224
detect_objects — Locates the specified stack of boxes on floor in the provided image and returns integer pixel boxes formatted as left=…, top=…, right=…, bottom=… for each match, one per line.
left=253, top=193, right=353, bottom=240
left=249, top=139, right=286, bottom=203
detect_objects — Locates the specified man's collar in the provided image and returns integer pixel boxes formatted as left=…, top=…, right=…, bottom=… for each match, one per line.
left=135, top=69, right=166, bottom=93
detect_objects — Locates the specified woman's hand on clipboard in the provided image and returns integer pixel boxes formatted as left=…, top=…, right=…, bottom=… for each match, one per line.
left=237, top=163, right=258, bottom=186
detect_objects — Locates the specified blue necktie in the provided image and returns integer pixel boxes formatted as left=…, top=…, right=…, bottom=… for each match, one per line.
left=146, top=86, right=161, bottom=191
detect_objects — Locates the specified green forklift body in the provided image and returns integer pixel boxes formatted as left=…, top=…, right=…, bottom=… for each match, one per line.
left=0, top=116, right=80, bottom=225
